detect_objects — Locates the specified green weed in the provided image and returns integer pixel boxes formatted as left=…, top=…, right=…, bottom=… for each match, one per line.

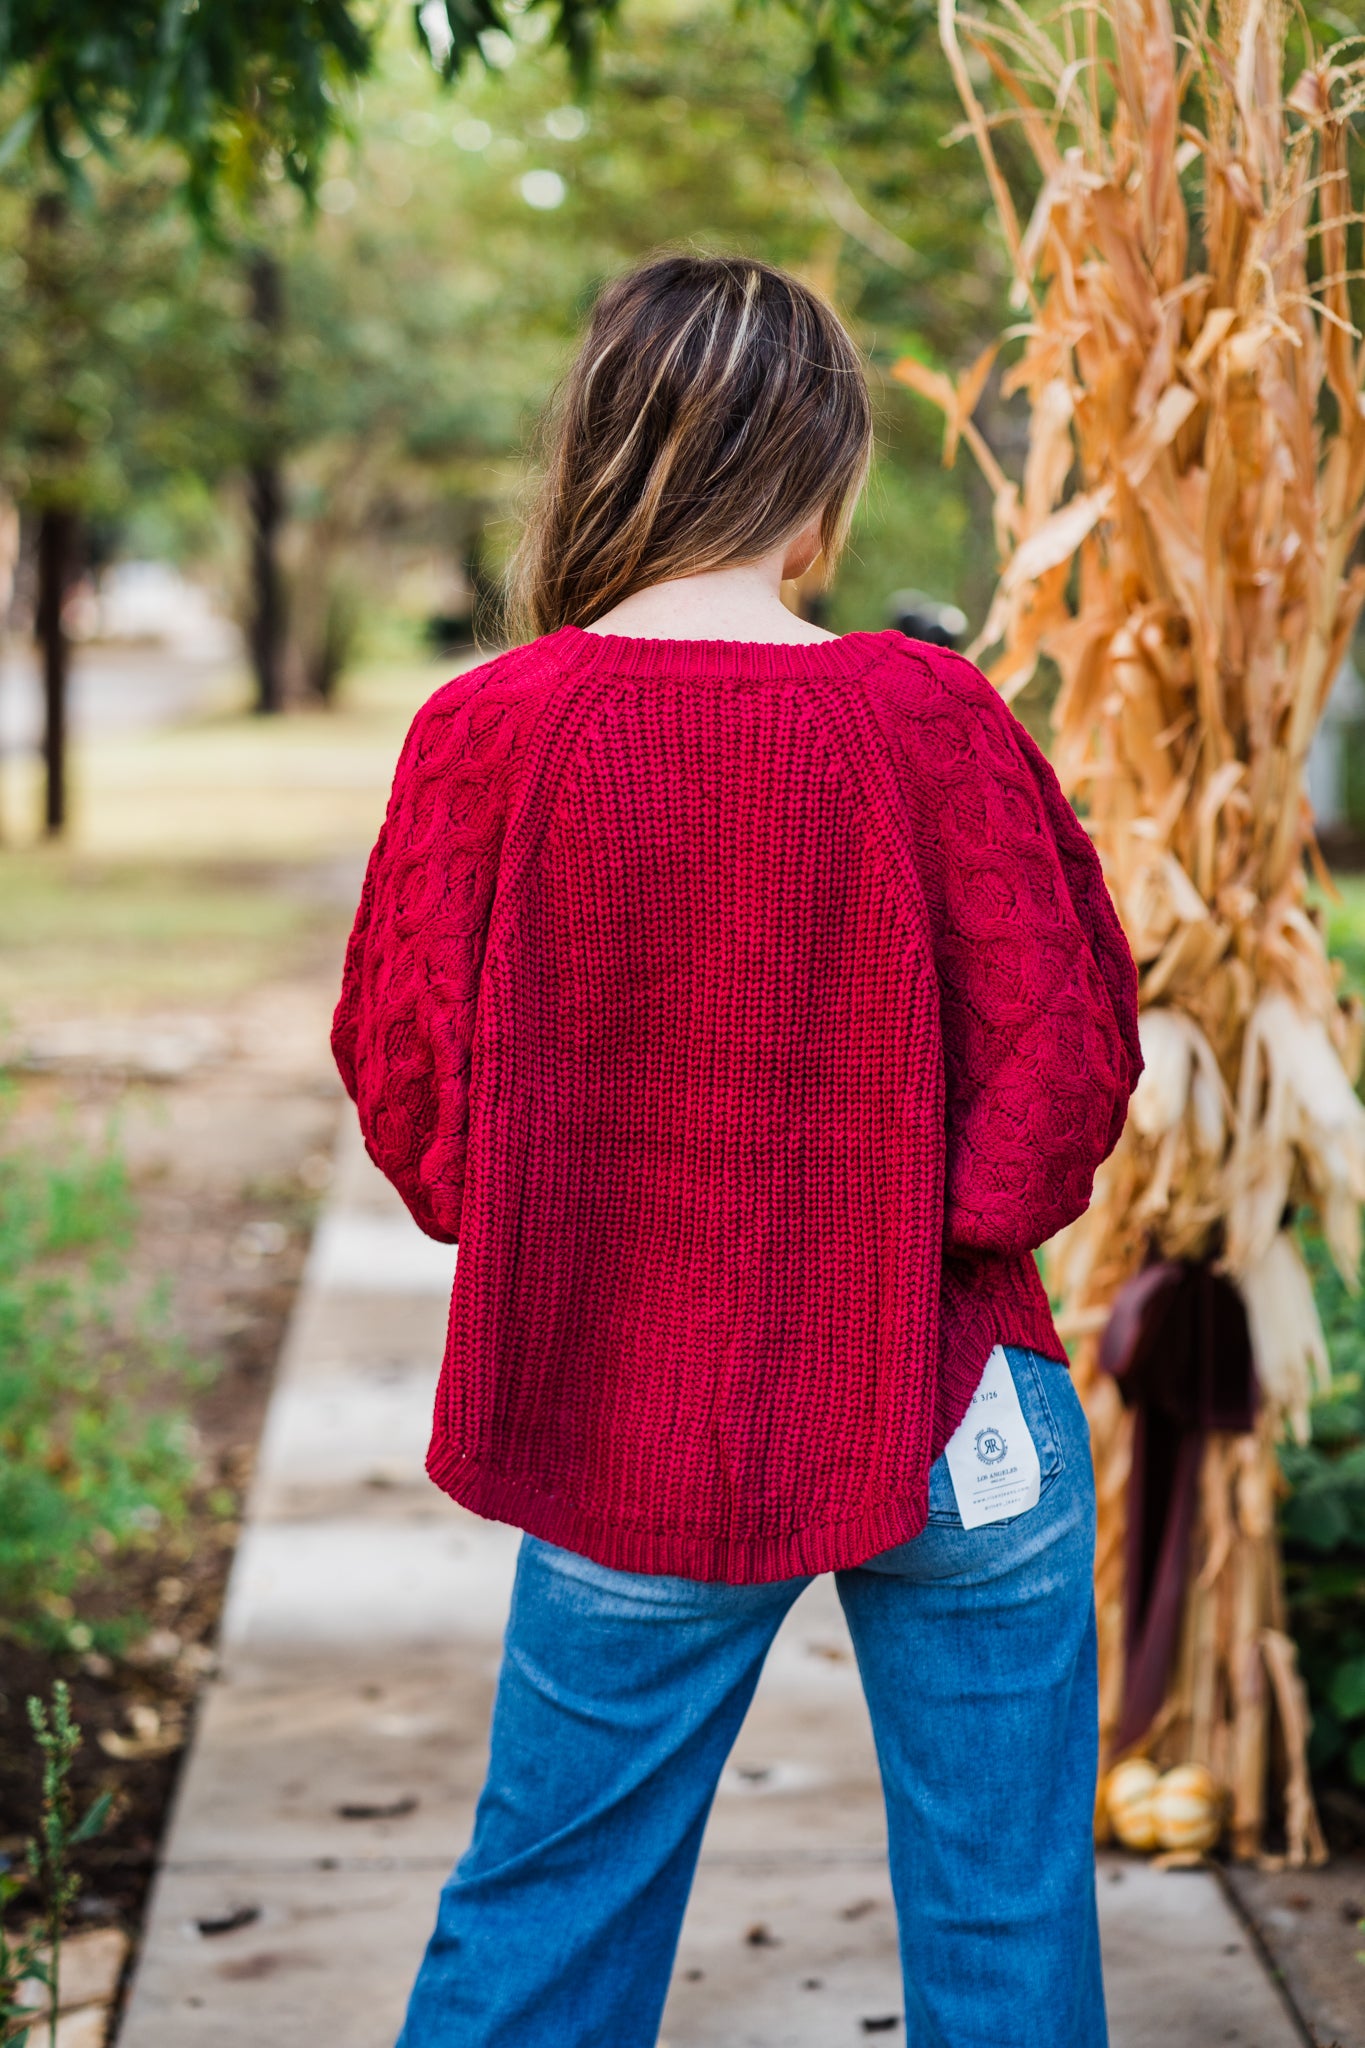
left=0, top=1683, right=111, bottom=2048
left=1281, top=1227, right=1365, bottom=1793
left=0, top=1125, right=197, bottom=1652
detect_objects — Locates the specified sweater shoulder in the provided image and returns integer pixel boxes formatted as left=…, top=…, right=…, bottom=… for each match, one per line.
left=402, top=639, right=562, bottom=760
left=386, top=640, right=569, bottom=828
left=861, top=633, right=1024, bottom=755
left=858, top=634, right=1050, bottom=824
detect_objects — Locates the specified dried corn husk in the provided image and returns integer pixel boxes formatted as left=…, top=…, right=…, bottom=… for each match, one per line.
left=905, top=0, right=1365, bottom=1859
left=1241, top=1231, right=1333, bottom=1444
left=1225, top=993, right=1365, bottom=1289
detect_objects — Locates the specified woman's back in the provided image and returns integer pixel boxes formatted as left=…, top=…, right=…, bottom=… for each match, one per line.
left=332, top=619, right=1139, bottom=1581
left=346, top=253, right=1141, bottom=2048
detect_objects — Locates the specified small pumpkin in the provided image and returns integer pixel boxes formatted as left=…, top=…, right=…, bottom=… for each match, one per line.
left=1103, top=1758, right=1160, bottom=1851
left=1151, top=1763, right=1224, bottom=1853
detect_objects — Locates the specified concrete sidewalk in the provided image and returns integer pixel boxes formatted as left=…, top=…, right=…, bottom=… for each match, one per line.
left=118, top=1121, right=1311, bottom=2048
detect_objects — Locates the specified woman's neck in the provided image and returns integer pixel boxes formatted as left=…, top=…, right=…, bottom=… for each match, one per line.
left=581, top=555, right=836, bottom=645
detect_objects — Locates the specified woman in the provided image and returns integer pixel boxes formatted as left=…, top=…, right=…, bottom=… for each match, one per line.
left=332, top=253, right=1143, bottom=2048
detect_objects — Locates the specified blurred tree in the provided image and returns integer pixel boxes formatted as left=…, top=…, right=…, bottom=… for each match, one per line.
left=0, top=0, right=383, bottom=819
left=402, top=0, right=1365, bottom=662
left=248, top=0, right=1008, bottom=697
left=0, top=161, right=242, bottom=831
left=0, top=0, right=670, bottom=751
left=0, top=0, right=1052, bottom=819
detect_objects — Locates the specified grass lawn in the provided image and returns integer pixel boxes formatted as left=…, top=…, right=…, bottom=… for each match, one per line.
left=0, top=655, right=469, bottom=1023
left=2, top=657, right=447, bottom=861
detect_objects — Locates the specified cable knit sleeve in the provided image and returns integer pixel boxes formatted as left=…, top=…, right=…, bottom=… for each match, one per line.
left=330, top=668, right=520, bottom=1243
left=872, top=646, right=1143, bottom=1260
left=1004, top=708, right=1144, bottom=1166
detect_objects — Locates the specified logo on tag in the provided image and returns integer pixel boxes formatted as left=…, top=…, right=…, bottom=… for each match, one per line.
left=943, top=1346, right=1043, bottom=1530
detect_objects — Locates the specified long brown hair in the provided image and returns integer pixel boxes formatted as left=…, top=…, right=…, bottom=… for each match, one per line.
left=509, top=254, right=874, bottom=639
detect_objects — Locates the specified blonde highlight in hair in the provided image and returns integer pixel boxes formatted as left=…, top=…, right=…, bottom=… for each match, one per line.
left=509, top=254, right=874, bottom=639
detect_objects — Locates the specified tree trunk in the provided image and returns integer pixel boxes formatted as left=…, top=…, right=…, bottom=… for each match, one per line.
left=35, top=506, right=78, bottom=838
left=0, top=499, right=19, bottom=847
left=246, top=250, right=286, bottom=716
left=247, top=454, right=285, bottom=714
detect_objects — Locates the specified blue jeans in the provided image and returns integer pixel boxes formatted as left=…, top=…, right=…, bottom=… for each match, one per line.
left=397, top=1346, right=1107, bottom=2047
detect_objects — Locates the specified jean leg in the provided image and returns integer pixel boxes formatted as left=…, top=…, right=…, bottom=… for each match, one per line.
left=397, top=1533, right=809, bottom=2048
left=836, top=1354, right=1107, bottom=2048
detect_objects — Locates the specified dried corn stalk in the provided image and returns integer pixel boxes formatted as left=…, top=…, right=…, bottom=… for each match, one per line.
left=899, top=0, right=1365, bottom=1861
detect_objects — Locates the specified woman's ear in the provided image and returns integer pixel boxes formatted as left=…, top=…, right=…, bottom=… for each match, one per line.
left=781, top=514, right=825, bottom=583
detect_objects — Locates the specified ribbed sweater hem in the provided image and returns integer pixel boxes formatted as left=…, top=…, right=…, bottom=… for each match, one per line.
left=425, top=1259, right=1069, bottom=1584
left=425, top=1437, right=938, bottom=1583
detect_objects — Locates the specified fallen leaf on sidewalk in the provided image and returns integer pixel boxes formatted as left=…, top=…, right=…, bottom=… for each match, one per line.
left=743, top=1922, right=780, bottom=1947
left=335, top=1794, right=418, bottom=1820
left=194, top=1906, right=261, bottom=1938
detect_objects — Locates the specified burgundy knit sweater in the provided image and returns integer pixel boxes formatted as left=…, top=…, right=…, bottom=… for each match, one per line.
left=332, top=624, right=1142, bottom=1582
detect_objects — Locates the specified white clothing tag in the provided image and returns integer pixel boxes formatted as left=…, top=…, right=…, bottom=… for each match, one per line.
left=943, top=1344, right=1042, bottom=1530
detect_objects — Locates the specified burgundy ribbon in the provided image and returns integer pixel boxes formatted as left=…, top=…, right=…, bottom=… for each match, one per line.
left=1097, top=1257, right=1256, bottom=1751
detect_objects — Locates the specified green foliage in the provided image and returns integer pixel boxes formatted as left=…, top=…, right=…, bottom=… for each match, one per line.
left=412, top=0, right=940, bottom=109
left=1282, top=1227, right=1365, bottom=1791
left=0, top=0, right=683, bottom=218
left=241, top=0, right=999, bottom=675
left=417, top=0, right=622, bottom=90
left=0, top=1683, right=110, bottom=2048
left=1320, top=874, right=1365, bottom=1001
left=0, top=0, right=1010, bottom=674
left=0, top=1862, right=47, bottom=2046
left=0, top=0, right=381, bottom=217
left=0, top=1868, right=44, bottom=2048
left=0, top=165, right=244, bottom=517
left=0, top=1126, right=197, bottom=1652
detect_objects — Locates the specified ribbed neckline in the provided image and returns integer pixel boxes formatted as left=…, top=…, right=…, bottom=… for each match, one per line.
left=551, top=620, right=900, bottom=681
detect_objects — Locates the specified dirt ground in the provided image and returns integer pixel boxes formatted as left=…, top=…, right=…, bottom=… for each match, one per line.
left=0, top=938, right=351, bottom=1933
